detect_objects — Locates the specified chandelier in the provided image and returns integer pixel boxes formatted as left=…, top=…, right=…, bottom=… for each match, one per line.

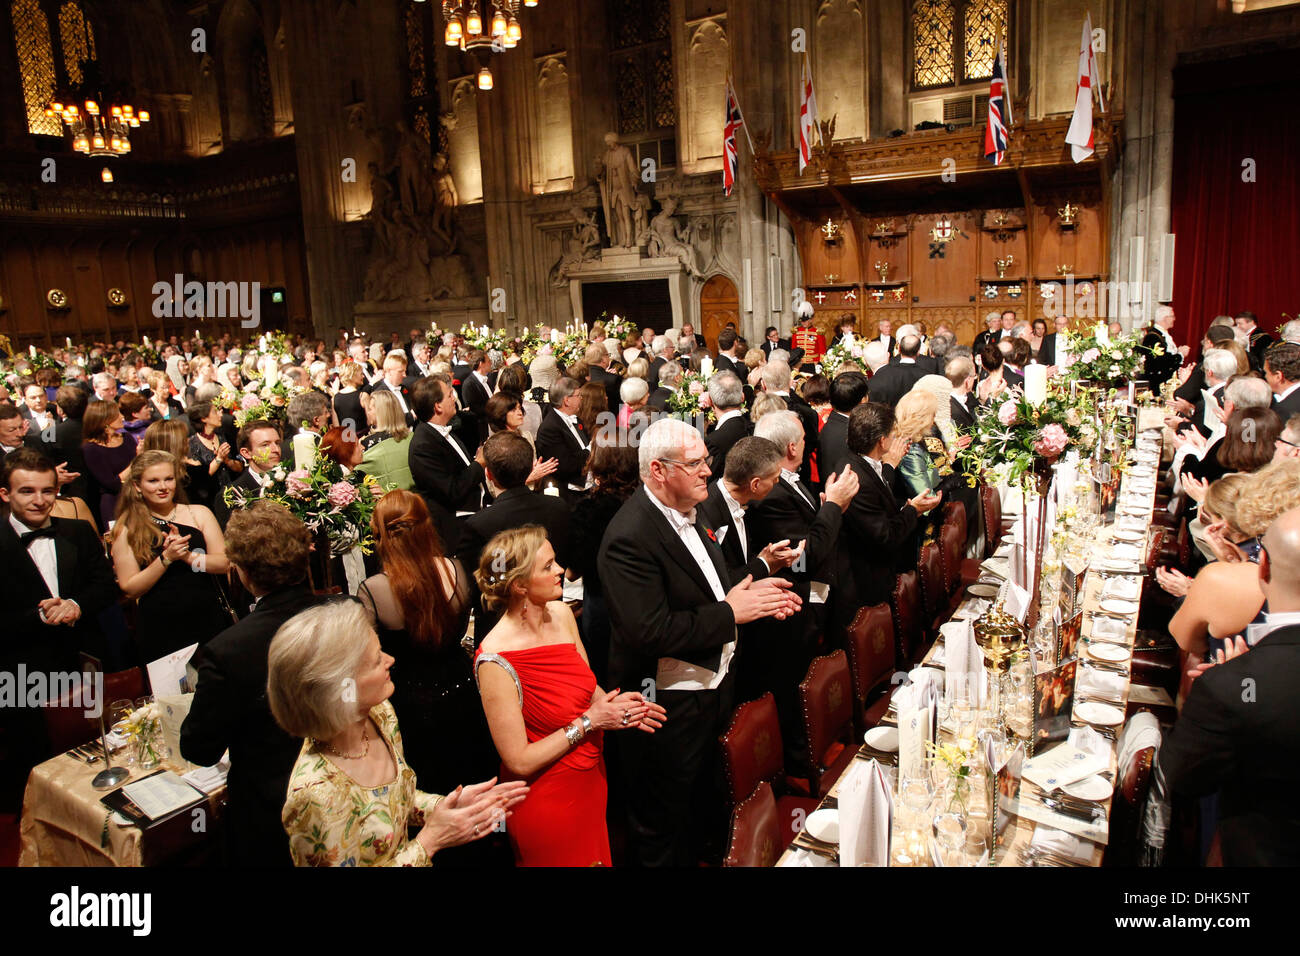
left=438, top=0, right=537, bottom=90
left=46, top=62, right=148, bottom=157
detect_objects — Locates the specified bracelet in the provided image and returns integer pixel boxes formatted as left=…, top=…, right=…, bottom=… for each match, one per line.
left=580, top=714, right=592, bottom=737
left=160, top=554, right=172, bottom=569
left=563, top=721, right=582, bottom=747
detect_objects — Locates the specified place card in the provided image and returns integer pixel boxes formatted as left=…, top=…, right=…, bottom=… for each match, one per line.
left=1022, top=743, right=1109, bottom=791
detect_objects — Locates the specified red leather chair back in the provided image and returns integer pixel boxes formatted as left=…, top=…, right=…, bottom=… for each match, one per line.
left=981, top=483, right=1003, bottom=556
left=845, top=604, right=895, bottom=704
left=723, top=782, right=783, bottom=867
left=799, top=650, right=855, bottom=798
left=1175, top=520, right=1191, bottom=568
left=890, top=571, right=921, bottom=667
left=43, top=667, right=147, bottom=757
left=917, top=542, right=945, bottom=628
left=719, top=692, right=784, bottom=806
left=939, top=502, right=967, bottom=597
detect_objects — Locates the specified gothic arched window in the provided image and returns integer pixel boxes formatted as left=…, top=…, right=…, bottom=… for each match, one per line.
left=910, top=0, right=1009, bottom=92
left=606, top=0, right=675, bottom=172
left=11, top=0, right=60, bottom=134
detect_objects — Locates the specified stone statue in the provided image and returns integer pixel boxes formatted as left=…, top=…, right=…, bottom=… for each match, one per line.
left=359, top=119, right=474, bottom=305
left=645, top=197, right=698, bottom=276
left=549, top=206, right=602, bottom=288
left=595, top=131, right=642, bottom=248
left=633, top=192, right=652, bottom=245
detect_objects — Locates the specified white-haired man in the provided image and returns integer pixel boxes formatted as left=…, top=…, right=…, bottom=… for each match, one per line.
left=760, top=360, right=819, bottom=484
left=1141, top=305, right=1187, bottom=390
left=703, top=371, right=750, bottom=477
left=647, top=334, right=676, bottom=389
left=599, top=417, right=800, bottom=867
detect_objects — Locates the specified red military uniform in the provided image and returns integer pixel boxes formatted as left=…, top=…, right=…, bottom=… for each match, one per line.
left=791, top=323, right=826, bottom=362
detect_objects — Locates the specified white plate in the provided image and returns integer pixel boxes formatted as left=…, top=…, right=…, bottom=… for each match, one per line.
left=1100, top=598, right=1139, bottom=615
left=1110, top=544, right=1142, bottom=560
left=1064, top=775, right=1113, bottom=801
left=1088, top=642, right=1132, bottom=663
left=1075, top=701, right=1124, bottom=726
left=1111, top=528, right=1145, bottom=542
left=805, top=808, right=839, bottom=844
left=968, top=583, right=1000, bottom=598
left=865, top=726, right=899, bottom=752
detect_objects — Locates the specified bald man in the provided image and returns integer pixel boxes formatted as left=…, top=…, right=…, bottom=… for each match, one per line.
left=1160, top=505, right=1300, bottom=866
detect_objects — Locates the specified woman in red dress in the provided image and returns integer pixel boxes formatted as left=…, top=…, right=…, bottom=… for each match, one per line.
left=473, top=525, right=666, bottom=866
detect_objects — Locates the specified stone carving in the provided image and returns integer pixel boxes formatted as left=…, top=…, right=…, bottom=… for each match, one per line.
left=360, top=120, right=473, bottom=304
left=595, top=131, right=643, bottom=248
left=645, top=197, right=698, bottom=276
left=549, top=205, right=602, bottom=288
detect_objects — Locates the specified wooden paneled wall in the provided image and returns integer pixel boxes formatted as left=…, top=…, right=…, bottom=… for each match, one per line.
left=0, top=218, right=310, bottom=349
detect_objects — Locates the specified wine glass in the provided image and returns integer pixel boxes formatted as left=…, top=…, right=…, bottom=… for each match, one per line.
left=933, top=812, right=967, bottom=867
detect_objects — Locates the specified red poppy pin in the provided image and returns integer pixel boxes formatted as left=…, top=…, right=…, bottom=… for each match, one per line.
left=706, top=528, right=717, bottom=543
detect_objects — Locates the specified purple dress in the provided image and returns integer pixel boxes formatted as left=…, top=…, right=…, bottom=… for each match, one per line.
left=82, top=433, right=138, bottom=529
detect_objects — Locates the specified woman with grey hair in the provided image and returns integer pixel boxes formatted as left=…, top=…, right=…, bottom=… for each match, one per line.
left=270, top=600, right=529, bottom=866
left=617, top=376, right=649, bottom=428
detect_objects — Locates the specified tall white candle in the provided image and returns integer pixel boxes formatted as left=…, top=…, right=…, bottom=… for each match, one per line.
left=700, top=356, right=714, bottom=379
left=1096, top=323, right=1109, bottom=345
left=292, top=432, right=316, bottom=472
left=1024, top=363, right=1048, bottom=406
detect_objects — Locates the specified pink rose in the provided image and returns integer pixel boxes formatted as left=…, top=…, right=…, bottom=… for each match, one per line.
left=688, top=380, right=704, bottom=396
left=1081, top=348, right=1100, bottom=364
left=1033, top=423, right=1069, bottom=459
left=241, top=394, right=260, bottom=411
left=997, top=400, right=1019, bottom=426
left=328, top=481, right=358, bottom=509
left=285, top=470, right=311, bottom=497
left=700, top=392, right=713, bottom=409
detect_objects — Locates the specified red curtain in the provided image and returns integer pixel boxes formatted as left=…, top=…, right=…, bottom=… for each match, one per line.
left=1171, top=51, right=1300, bottom=350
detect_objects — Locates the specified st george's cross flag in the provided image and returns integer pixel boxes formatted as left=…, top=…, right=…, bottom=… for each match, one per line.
left=1065, top=13, right=1105, bottom=163
left=798, top=53, right=819, bottom=173
left=984, top=42, right=1012, bottom=165
left=723, top=74, right=745, bottom=195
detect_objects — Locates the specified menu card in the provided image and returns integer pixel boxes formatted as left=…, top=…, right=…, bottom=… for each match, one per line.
left=120, top=771, right=206, bottom=820
left=1057, top=610, right=1083, bottom=665
left=146, top=644, right=199, bottom=698
left=838, top=758, right=894, bottom=868
left=895, top=674, right=938, bottom=784
left=1032, top=658, right=1078, bottom=753
left=1022, top=743, right=1110, bottom=791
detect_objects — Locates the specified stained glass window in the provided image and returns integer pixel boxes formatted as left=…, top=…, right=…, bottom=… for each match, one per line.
left=606, top=0, right=673, bottom=157
left=963, top=0, right=1007, bottom=81
left=910, top=0, right=1009, bottom=92
left=401, top=2, right=439, bottom=151
left=12, top=0, right=60, bottom=135
left=912, top=0, right=955, bottom=89
left=58, top=2, right=95, bottom=86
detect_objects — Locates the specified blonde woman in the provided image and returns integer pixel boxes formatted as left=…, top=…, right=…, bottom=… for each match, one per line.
left=110, top=450, right=232, bottom=661
left=359, top=390, right=414, bottom=491
left=270, top=601, right=528, bottom=867
left=185, top=356, right=216, bottom=405
left=893, top=390, right=945, bottom=499
left=749, top=391, right=787, bottom=423
left=473, top=525, right=664, bottom=866
left=1170, top=459, right=1300, bottom=660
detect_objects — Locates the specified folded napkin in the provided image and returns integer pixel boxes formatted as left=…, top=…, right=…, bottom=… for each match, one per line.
left=562, top=576, right=584, bottom=602
left=1030, top=826, right=1096, bottom=863
left=1077, top=666, right=1126, bottom=701
left=1101, top=577, right=1140, bottom=601
left=1117, top=711, right=1161, bottom=772
left=895, top=674, right=939, bottom=784
left=777, top=847, right=836, bottom=868
left=1089, top=616, right=1129, bottom=641
left=839, top=758, right=894, bottom=867
left=941, top=619, right=985, bottom=708
left=1068, top=724, right=1113, bottom=758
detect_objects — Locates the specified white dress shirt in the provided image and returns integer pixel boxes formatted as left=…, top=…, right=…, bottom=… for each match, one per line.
left=781, top=468, right=816, bottom=510
left=717, top=481, right=749, bottom=559
left=714, top=408, right=744, bottom=429
left=1246, top=610, right=1300, bottom=647
left=643, top=486, right=734, bottom=691
left=557, top=411, right=589, bottom=491
left=1275, top=382, right=1300, bottom=404
left=11, top=513, right=58, bottom=599
left=431, top=422, right=482, bottom=512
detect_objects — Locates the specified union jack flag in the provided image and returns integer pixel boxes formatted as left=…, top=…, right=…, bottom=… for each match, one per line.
left=723, top=75, right=744, bottom=196
left=984, top=43, right=1012, bottom=166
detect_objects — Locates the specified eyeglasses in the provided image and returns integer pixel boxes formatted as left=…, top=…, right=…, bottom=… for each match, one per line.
left=659, top=455, right=713, bottom=473
left=1278, top=438, right=1299, bottom=449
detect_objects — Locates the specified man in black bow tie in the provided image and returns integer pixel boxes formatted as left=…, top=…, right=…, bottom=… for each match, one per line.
left=600, top=418, right=802, bottom=866
left=0, top=449, right=118, bottom=808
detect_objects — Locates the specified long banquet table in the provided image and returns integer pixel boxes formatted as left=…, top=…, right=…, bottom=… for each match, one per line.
left=778, top=406, right=1169, bottom=867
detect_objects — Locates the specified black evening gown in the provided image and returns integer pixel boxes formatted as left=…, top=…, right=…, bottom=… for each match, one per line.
left=135, top=517, right=233, bottom=664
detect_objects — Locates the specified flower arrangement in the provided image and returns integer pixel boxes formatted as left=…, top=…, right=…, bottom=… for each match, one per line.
left=1062, top=328, right=1150, bottom=385
left=819, top=338, right=868, bottom=378
left=928, top=739, right=977, bottom=815
left=953, top=384, right=1097, bottom=493
left=666, top=370, right=715, bottom=423
left=224, top=452, right=382, bottom=555
left=602, top=312, right=638, bottom=343
left=459, top=323, right=510, bottom=354
left=124, top=701, right=165, bottom=770
left=254, top=331, right=296, bottom=364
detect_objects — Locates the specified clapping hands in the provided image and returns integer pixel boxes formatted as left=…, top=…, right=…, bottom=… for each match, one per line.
left=725, top=574, right=802, bottom=624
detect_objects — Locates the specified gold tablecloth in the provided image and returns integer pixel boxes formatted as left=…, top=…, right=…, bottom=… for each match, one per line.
left=18, top=752, right=225, bottom=867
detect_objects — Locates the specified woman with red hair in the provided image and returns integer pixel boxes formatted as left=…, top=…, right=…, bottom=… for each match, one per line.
left=318, top=425, right=363, bottom=473
left=355, top=490, right=503, bottom=863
